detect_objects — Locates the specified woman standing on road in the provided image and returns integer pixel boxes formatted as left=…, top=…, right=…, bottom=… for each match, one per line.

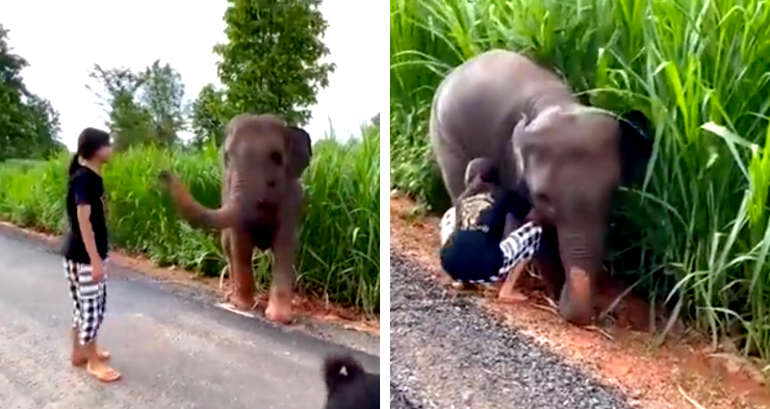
left=61, top=127, right=120, bottom=382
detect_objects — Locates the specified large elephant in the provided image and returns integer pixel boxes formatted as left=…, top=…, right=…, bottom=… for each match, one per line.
left=160, top=113, right=312, bottom=324
left=430, top=49, right=652, bottom=326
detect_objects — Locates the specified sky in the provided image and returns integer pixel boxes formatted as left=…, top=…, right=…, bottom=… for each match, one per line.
left=1, top=0, right=380, bottom=150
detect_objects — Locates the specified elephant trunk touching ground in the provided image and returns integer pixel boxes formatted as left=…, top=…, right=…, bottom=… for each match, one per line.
left=556, top=225, right=607, bottom=325
left=161, top=113, right=312, bottom=325
left=430, top=49, right=652, bottom=326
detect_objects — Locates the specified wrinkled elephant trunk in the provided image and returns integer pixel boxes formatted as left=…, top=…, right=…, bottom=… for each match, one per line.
left=180, top=200, right=240, bottom=231
left=556, top=224, right=606, bottom=326
left=161, top=171, right=240, bottom=230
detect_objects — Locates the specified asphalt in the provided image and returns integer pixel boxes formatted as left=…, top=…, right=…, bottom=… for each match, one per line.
left=389, top=249, right=632, bottom=409
left=0, top=229, right=379, bottom=409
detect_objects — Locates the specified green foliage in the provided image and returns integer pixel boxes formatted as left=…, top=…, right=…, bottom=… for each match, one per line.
left=391, top=0, right=770, bottom=360
left=212, top=0, right=336, bottom=127
left=0, top=24, right=63, bottom=161
left=139, top=61, right=188, bottom=146
left=187, top=0, right=340, bottom=148
left=87, top=60, right=188, bottom=151
left=190, top=84, right=232, bottom=148
left=0, top=124, right=380, bottom=314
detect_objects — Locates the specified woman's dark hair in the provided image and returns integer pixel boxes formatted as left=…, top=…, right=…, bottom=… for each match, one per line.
left=68, top=128, right=111, bottom=176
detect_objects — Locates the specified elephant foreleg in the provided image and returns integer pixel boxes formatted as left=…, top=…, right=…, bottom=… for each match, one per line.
left=265, top=225, right=297, bottom=324
left=225, top=228, right=257, bottom=311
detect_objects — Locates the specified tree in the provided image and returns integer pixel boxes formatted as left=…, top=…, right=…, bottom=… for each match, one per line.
left=0, top=24, right=63, bottom=160
left=213, top=0, right=335, bottom=126
left=139, top=60, right=187, bottom=146
left=189, top=83, right=231, bottom=148
left=16, top=94, right=65, bottom=157
left=0, top=26, right=27, bottom=93
left=88, top=64, right=153, bottom=151
left=87, top=60, right=188, bottom=151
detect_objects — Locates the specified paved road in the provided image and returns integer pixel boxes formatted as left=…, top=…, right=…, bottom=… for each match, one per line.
left=0, top=229, right=379, bottom=409
left=389, top=250, right=632, bottom=409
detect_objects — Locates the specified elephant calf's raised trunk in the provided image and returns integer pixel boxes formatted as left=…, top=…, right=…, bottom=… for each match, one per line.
left=160, top=170, right=239, bottom=230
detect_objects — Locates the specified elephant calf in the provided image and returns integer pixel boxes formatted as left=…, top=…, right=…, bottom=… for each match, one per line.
left=430, top=49, right=652, bottom=326
left=161, top=113, right=312, bottom=324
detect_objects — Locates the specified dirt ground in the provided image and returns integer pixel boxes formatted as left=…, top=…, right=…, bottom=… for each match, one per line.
left=0, top=220, right=380, bottom=336
left=390, top=194, right=770, bottom=409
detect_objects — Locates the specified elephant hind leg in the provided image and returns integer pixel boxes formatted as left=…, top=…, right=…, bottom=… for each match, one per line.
left=430, top=124, right=469, bottom=201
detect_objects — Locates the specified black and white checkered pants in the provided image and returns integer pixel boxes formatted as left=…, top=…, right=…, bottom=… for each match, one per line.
left=64, top=259, right=107, bottom=346
left=463, top=222, right=542, bottom=284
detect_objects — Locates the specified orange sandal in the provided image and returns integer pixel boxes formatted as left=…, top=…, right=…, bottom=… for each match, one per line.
left=86, top=361, right=121, bottom=383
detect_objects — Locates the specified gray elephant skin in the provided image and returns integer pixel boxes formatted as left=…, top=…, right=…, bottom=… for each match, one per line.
left=430, top=49, right=652, bottom=326
left=161, top=113, right=312, bottom=325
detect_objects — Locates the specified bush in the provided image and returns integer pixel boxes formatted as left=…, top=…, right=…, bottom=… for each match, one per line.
left=0, top=124, right=380, bottom=314
left=391, top=0, right=770, bottom=360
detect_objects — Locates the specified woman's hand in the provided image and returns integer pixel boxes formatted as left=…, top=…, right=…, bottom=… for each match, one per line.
left=91, top=259, right=105, bottom=282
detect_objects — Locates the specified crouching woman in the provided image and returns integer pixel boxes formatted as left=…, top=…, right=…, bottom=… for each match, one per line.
left=439, top=158, right=542, bottom=301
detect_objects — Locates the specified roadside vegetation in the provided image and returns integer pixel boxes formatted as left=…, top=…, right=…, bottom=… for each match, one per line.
left=391, top=0, right=770, bottom=361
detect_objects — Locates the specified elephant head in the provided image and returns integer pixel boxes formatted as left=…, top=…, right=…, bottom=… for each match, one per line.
left=161, top=114, right=312, bottom=247
left=512, top=105, right=652, bottom=325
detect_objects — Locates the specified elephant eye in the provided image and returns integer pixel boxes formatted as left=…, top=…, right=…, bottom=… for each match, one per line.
left=269, top=151, right=283, bottom=165
left=224, top=152, right=231, bottom=166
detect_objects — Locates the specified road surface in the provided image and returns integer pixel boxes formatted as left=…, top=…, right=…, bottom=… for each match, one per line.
left=0, top=228, right=379, bottom=409
left=389, top=250, right=632, bottom=409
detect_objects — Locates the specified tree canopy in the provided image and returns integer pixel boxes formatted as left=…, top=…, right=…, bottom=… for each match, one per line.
left=87, top=60, right=188, bottom=151
left=2, top=0, right=335, bottom=154
left=0, top=24, right=64, bottom=161
left=191, top=0, right=335, bottom=146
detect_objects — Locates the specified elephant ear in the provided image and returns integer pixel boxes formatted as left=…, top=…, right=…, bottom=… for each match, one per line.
left=284, top=126, right=313, bottom=178
left=618, top=110, right=653, bottom=185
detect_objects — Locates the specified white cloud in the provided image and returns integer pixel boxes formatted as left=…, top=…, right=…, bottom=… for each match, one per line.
left=1, top=0, right=380, bottom=150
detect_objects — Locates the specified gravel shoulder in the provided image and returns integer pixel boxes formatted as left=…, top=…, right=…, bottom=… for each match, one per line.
left=390, top=196, right=770, bottom=409
left=389, top=249, right=632, bottom=409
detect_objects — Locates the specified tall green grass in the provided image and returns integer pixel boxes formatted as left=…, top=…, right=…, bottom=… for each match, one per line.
left=391, top=0, right=770, bottom=361
left=0, top=124, right=380, bottom=314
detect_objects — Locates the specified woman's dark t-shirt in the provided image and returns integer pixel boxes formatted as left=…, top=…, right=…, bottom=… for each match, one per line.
left=439, top=189, right=533, bottom=283
left=61, top=167, right=109, bottom=263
